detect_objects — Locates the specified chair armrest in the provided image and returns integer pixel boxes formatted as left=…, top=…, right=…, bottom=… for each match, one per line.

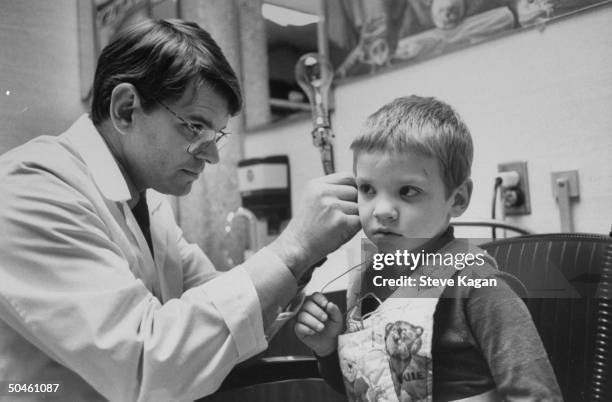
left=451, top=219, right=533, bottom=235
left=218, top=356, right=320, bottom=391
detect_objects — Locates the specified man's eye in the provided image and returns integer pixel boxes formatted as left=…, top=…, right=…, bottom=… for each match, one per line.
left=358, top=184, right=375, bottom=195
left=400, top=186, right=421, bottom=198
left=182, top=124, right=200, bottom=139
left=191, top=124, right=205, bottom=133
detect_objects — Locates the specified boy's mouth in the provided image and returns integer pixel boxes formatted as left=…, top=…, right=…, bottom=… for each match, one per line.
left=371, top=228, right=402, bottom=237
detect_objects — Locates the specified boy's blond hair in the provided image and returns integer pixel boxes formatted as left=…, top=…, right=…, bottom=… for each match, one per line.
left=350, top=96, right=473, bottom=198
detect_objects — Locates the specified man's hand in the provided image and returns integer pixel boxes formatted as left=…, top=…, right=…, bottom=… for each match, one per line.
left=294, top=293, right=343, bottom=357
left=268, top=172, right=361, bottom=279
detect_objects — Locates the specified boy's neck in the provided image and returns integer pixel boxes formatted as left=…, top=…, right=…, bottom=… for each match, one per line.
left=364, top=225, right=455, bottom=283
left=414, top=225, right=455, bottom=256
left=360, top=226, right=455, bottom=313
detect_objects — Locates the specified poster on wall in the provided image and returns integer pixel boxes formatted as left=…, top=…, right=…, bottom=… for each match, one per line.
left=93, top=0, right=154, bottom=53
left=325, top=0, right=611, bottom=80
left=78, top=0, right=178, bottom=101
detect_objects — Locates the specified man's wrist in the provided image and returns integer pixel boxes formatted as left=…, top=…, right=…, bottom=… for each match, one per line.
left=267, top=234, right=316, bottom=280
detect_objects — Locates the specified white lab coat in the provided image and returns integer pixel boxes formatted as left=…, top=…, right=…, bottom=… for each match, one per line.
left=0, top=115, right=297, bottom=401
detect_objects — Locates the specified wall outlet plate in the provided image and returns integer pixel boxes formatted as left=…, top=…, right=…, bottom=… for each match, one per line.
left=551, top=170, right=580, bottom=198
left=498, top=161, right=531, bottom=216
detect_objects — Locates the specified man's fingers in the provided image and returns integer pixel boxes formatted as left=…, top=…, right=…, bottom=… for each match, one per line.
left=320, top=171, right=356, bottom=186
left=333, top=200, right=359, bottom=216
left=329, top=185, right=357, bottom=201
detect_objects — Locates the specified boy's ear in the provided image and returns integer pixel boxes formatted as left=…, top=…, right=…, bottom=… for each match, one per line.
left=449, top=178, right=473, bottom=218
left=109, top=83, right=142, bottom=135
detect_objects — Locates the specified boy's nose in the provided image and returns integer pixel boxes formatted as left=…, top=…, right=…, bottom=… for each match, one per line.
left=373, top=200, right=398, bottom=222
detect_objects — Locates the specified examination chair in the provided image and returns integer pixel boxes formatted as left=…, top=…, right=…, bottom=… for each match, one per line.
left=202, top=232, right=612, bottom=402
left=480, top=233, right=612, bottom=401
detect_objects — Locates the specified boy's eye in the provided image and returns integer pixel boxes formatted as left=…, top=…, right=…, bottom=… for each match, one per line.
left=358, top=184, right=375, bottom=195
left=400, top=186, right=421, bottom=198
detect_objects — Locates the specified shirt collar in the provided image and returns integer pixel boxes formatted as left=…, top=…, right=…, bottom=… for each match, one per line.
left=420, top=225, right=455, bottom=255
left=63, top=114, right=133, bottom=203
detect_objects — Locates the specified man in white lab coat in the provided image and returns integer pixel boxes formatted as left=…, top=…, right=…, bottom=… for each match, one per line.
left=0, top=19, right=360, bottom=401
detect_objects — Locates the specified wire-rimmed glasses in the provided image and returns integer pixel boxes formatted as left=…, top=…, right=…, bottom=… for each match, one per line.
left=154, top=99, right=230, bottom=155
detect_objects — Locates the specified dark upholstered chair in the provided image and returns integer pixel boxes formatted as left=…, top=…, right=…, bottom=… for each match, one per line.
left=479, top=233, right=612, bottom=402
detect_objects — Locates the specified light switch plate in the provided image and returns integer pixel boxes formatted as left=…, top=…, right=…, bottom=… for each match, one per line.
left=551, top=170, right=580, bottom=198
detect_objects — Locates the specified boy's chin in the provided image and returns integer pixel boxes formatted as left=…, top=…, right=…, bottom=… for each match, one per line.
left=373, top=237, right=428, bottom=254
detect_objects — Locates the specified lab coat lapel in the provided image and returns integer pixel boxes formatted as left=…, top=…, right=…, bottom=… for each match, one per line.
left=147, top=194, right=167, bottom=271
left=123, top=203, right=161, bottom=298
left=148, top=194, right=183, bottom=302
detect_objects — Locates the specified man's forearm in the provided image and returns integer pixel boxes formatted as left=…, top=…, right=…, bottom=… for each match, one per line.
left=266, top=232, right=319, bottom=281
left=242, top=247, right=299, bottom=328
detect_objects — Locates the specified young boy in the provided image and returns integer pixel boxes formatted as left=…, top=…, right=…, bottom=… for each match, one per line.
left=295, top=96, right=561, bottom=401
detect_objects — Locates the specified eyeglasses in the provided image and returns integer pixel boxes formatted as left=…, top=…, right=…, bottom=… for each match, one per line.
left=154, top=99, right=230, bottom=155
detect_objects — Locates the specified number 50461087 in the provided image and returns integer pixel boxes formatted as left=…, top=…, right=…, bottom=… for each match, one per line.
left=2, top=382, right=60, bottom=394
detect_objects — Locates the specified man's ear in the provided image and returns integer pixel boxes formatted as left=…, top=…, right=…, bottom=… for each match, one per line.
left=109, top=83, right=142, bottom=135
left=449, top=178, right=473, bottom=218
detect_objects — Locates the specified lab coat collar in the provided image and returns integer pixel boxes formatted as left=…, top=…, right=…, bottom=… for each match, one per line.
left=64, top=114, right=132, bottom=203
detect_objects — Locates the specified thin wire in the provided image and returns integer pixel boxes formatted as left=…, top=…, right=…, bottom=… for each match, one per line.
left=491, top=177, right=502, bottom=239
left=319, top=257, right=373, bottom=294
left=276, top=257, right=373, bottom=321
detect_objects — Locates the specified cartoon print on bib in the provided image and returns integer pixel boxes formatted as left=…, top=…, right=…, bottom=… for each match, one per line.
left=385, top=320, right=430, bottom=401
left=338, top=298, right=438, bottom=402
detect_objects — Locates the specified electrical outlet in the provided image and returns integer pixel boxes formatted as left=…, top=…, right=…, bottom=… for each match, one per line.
left=498, top=161, right=531, bottom=216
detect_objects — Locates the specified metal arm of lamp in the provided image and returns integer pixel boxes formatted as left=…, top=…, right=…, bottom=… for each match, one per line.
left=295, top=53, right=335, bottom=175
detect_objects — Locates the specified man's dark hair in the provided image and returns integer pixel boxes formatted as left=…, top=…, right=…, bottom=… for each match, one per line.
left=90, top=19, right=242, bottom=125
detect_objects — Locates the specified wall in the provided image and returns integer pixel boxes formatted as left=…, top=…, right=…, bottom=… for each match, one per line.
left=244, top=5, right=612, bottom=290
left=0, top=0, right=84, bottom=155
left=1, top=2, right=610, bottom=285
left=2, top=3, right=609, bottom=234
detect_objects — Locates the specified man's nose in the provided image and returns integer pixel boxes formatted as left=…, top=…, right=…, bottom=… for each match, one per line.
left=190, top=141, right=220, bottom=164
left=373, top=198, right=398, bottom=222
